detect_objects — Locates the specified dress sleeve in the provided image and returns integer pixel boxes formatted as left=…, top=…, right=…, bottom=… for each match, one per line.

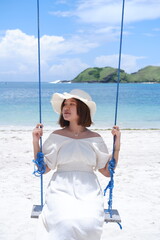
left=42, top=134, right=58, bottom=170
left=94, top=139, right=111, bottom=170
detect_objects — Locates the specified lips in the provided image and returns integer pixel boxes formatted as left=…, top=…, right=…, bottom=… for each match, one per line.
left=63, top=112, right=71, bottom=118
left=64, top=111, right=70, bottom=115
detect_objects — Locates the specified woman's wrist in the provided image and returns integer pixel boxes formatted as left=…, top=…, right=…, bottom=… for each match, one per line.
left=114, top=142, right=120, bottom=151
left=114, top=148, right=120, bottom=151
left=33, top=137, right=40, bottom=144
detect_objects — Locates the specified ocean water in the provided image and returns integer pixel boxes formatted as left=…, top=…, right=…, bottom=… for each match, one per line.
left=0, top=82, right=160, bottom=129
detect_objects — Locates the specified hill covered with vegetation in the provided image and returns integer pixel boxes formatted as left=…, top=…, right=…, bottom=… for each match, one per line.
left=72, top=66, right=160, bottom=83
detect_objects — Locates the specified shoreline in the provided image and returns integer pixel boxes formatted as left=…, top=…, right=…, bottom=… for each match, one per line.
left=0, top=125, right=160, bottom=131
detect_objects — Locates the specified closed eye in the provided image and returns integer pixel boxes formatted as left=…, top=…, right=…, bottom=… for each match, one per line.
left=64, top=99, right=77, bottom=107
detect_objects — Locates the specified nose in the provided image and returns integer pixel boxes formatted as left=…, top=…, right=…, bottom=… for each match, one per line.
left=63, top=104, right=69, bottom=111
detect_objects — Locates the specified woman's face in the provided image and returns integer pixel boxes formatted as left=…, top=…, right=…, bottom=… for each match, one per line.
left=62, top=98, right=79, bottom=122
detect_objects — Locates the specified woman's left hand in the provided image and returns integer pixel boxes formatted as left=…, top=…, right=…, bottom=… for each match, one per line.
left=111, top=125, right=121, bottom=138
left=112, top=125, right=121, bottom=151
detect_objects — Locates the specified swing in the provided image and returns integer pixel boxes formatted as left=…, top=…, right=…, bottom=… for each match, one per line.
left=104, top=0, right=125, bottom=229
left=31, top=0, right=44, bottom=219
left=31, top=0, right=125, bottom=229
left=104, top=157, right=122, bottom=228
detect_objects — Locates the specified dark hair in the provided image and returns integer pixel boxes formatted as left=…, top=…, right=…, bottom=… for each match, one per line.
left=58, top=98, right=93, bottom=127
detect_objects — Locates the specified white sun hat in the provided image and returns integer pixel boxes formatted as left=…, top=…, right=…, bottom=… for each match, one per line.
left=51, top=89, right=96, bottom=119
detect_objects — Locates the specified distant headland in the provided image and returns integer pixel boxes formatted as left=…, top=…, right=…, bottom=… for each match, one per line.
left=70, top=65, right=160, bottom=83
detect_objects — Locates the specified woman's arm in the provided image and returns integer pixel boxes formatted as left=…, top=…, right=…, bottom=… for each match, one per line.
left=32, top=123, right=51, bottom=174
left=99, top=126, right=121, bottom=177
left=32, top=123, right=43, bottom=160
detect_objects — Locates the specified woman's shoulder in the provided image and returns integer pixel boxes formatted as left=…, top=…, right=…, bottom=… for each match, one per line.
left=44, top=129, right=66, bottom=146
left=86, top=129, right=101, bottom=138
left=52, top=129, right=65, bottom=135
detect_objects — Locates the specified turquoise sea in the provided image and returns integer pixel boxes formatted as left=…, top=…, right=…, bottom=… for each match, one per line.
left=0, top=82, right=160, bottom=129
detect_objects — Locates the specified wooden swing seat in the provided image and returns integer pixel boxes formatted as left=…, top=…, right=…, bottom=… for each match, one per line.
left=104, top=209, right=121, bottom=223
left=31, top=205, right=121, bottom=223
left=31, top=205, right=42, bottom=218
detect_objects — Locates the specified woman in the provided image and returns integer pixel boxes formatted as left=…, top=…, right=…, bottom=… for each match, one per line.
left=33, top=89, right=121, bottom=240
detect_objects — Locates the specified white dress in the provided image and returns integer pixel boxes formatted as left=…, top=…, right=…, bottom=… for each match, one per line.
left=36, top=133, right=110, bottom=240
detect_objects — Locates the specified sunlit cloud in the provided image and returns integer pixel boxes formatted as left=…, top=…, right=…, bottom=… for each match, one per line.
left=0, top=29, right=37, bottom=77
left=0, top=29, right=95, bottom=80
left=153, top=27, right=160, bottom=31
left=48, top=58, right=89, bottom=80
left=51, top=0, right=160, bottom=24
left=95, top=54, right=146, bottom=73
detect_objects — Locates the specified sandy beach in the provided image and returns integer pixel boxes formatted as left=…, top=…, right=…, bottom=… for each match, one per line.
left=0, top=127, right=160, bottom=240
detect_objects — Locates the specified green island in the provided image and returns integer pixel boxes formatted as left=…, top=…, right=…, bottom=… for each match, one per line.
left=71, top=65, right=160, bottom=83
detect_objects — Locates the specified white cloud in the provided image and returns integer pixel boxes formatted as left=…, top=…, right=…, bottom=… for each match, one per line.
left=153, top=28, right=160, bottom=32
left=95, top=26, right=119, bottom=34
left=51, top=0, right=160, bottom=24
left=49, top=0, right=160, bottom=58
left=48, top=58, right=89, bottom=80
left=124, top=1, right=160, bottom=23
left=0, top=29, right=36, bottom=59
left=143, top=33, right=155, bottom=37
left=0, top=29, right=37, bottom=76
left=51, top=11, right=72, bottom=17
left=95, top=54, right=146, bottom=73
left=0, top=29, right=96, bottom=80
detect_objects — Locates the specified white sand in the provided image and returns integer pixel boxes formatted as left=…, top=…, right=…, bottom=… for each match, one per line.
left=0, top=127, right=160, bottom=240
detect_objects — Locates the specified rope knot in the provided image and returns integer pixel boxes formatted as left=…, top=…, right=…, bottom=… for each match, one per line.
left=33, top=152, right=46, bottom=176
left=108, top=157, right=116, bottom=175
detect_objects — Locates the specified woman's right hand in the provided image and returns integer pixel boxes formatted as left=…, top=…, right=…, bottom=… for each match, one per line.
left=32, top=123, right=43, bottom=142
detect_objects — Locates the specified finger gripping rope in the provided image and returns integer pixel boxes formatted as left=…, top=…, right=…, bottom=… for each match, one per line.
left=33, top=152, right=46, bottom=177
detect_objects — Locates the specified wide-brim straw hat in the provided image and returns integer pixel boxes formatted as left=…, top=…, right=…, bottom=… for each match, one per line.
left=51, top=89, right=96, bottom=119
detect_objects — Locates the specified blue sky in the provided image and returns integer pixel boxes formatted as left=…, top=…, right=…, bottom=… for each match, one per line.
left=0, top=0, right=160, bottom=82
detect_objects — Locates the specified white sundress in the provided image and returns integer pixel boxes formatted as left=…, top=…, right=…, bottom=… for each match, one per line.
left=36, top=133, right=111, bottom=240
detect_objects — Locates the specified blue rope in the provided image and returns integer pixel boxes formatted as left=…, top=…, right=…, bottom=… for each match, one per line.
left=37, top=0, right=42, bottom=127
left=33, top=152, right=46, bottom=177
left=104, top=0, right=125, bottom=229
left=37, top=0, right=44, bottom=209
left=32, top=0, right=45, bottom=209
left=114, top=0, right=125, bottom=127
left=104, top=157, right=116, bottom=217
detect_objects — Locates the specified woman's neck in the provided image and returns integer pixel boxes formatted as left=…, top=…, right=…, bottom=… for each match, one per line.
left=67, top=123, right=86, bottom=137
